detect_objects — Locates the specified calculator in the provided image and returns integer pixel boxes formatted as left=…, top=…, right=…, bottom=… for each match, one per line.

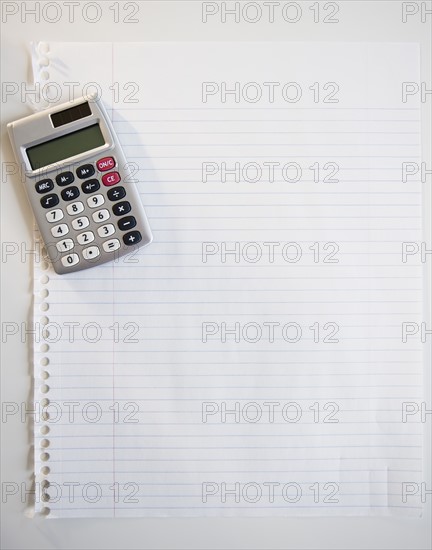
left=7, top=95, right=152, bottom=274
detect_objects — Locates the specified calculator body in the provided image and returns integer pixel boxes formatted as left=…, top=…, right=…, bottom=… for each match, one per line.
left=7, top=95, right=152, bottom=274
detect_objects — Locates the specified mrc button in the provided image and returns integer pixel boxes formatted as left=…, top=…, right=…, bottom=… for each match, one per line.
left=35, top=178, right=54, bottom=194
left=97, top=157, right=116, bottom=172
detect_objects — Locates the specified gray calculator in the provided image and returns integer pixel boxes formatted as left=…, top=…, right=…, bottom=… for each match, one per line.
left=7, top=95, right=152, bottom=274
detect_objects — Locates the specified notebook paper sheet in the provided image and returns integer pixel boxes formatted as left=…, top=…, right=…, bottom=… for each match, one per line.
left=32, top=42, right=425, bottom=518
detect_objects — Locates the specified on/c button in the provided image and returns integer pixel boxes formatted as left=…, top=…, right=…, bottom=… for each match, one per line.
left=97, top=157, right=115, bottom=171
left=102, top=171, right=121, bottom=186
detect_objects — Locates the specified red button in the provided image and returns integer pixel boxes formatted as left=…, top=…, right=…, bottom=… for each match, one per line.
left=97, top=157, right=116, bottom=172
left=102, top=172, right=121, bottom=186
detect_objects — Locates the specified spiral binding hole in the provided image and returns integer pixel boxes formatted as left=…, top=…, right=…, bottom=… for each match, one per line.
left=37, top=230, right=51, bottom=518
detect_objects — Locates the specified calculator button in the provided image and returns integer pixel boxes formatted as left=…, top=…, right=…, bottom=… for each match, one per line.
left=56, top=238, right=74, bottom=252
left=112, top=201, right=131, bottom=216
left=98, top=224, right=115, bottom=238
left=77, top=231, right=95, bottom=245
left=76, top=164, right=95, bottom=179
left=61, top=186, right=80, bottom=201
left=118, top=216, right=137, bottom=231
left=56, top=172, right=74, bottom=186
left=97, top=157, right=116, bottom=172
left=66, top=201, right=84, bottom=216
left=46, top=209, right=64, bottom=223
left=51, top=223, right=69, bottom=238
left=102, top=171, right=121, bottom=186
left=40, top=194, right=59, bottom=209
left=92, top=209, right=110, bottom=223
left=72, top=216, right=89, bottom=230
left=87, top=194, right=105, bottom=208
left=61, top=253, right=79, bottom=268
left=107, top=186, right=126, bottom=201
left=82, top=246, right=100, bottom=260
left=123, top=231, right=142, bottom=246
left=103, top=239, right=121, bottom=252
left=35, top=179, right=54, bottom=194
left=81, top=179, right=100, bottom=194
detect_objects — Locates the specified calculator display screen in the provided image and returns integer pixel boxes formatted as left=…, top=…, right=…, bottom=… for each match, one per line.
left=26, top=124, right=105, bottom=170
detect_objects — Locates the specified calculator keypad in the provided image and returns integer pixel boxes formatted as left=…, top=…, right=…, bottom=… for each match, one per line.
left=40, top=155, right=146, bottom=270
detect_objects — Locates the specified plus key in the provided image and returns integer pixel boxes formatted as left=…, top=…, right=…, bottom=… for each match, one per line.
left=123, top=231, right=142, bottom=246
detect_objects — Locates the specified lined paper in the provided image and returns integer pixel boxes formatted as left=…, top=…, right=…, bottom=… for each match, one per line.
left=33, top=42, right=424, bottom=518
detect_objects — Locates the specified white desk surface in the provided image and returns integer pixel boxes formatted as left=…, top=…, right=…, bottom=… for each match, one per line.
left=1, top=2, right=431, bottom=549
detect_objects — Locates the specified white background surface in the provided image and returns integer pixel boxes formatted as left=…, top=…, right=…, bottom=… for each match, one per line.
left=1, top=1, right=431, bottom=548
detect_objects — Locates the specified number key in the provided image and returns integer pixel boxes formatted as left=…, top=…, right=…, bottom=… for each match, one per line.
left=72, top=216, right=89, bottom=230
left=97, top=224, right=115, bottom=238
left=87, top=194, right=105, bottom=208
left=66, top=201, right=84, bottom=215
left=46, top=209, right=64, bottom=223
left=92, top=209, right=110, bottom=223
left=61, top=253, right=79, bottom=268
left=77, top=231, right=95, bottom=245
left=56, top=238, right=74, bottom=252
left=51, top=223, right=69, bottom=238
